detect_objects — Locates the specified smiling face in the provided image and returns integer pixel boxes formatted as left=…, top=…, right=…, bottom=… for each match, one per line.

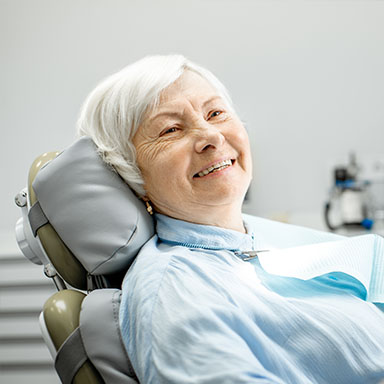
left=133, top=70, right=252, bottom=232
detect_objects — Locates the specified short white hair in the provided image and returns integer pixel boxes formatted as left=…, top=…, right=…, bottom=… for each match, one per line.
left=77, top=54, right=234, bottom=197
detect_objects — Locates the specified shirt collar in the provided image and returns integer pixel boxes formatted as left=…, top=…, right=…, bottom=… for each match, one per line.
left=155, top=213, right=255, bottom=252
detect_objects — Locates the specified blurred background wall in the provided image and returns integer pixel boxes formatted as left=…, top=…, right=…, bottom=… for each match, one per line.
left=1, top=1, right=384, bottom=382
left=2, top=0, right=384, bottom=234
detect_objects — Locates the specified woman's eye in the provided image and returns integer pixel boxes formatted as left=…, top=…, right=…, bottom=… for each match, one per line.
left=208, top=110, right=222, bottom=119
left=162, top=127, right=178, bottom=135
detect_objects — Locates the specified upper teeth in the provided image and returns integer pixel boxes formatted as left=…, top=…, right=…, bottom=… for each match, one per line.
left=198, top=159, right=232, bottom=177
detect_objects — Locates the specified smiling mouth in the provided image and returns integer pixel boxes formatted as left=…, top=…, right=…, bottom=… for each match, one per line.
left=194, top=159, right=234, bottom=178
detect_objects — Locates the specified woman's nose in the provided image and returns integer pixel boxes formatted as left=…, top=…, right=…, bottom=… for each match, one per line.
left=194, top=124, right=225, bottom=153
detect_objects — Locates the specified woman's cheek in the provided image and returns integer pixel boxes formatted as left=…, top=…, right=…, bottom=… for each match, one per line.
left=136, top=140, right=172, bottom=165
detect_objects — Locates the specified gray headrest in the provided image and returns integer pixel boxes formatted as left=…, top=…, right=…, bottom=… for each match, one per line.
left=32, top=137, right=154, bottom=275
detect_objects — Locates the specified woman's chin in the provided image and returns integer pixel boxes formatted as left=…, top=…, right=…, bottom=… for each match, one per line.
left=193, top=174, right=250, bottom=202
left=196, top=186, right=246, bottom=208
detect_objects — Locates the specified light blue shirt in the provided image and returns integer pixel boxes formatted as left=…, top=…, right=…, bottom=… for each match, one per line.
left=120, top=214, right=384, bottom=383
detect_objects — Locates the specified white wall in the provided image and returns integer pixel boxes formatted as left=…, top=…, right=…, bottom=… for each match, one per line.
left=2, top=0, right=384, bottom=237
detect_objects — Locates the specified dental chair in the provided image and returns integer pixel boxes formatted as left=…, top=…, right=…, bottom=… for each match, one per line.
left=14, top=137, right=155, bottom=383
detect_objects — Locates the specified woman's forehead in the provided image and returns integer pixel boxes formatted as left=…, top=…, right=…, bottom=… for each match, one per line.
left=146, top=95, right=223, bottom=127
left=140, top=71, right=226, bottom=128
left=157, top=70, right=219, bottom=108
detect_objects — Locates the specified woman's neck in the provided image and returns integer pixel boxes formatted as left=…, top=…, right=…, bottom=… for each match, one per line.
left=157, top=203, right=246, bottom=233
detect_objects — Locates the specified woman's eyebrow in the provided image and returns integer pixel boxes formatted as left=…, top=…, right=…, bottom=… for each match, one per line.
left=202, top=95, right=222, bottom=108
left=149, top=95, right=223, bottom=123
left=149, top=110, right=182, bottom=123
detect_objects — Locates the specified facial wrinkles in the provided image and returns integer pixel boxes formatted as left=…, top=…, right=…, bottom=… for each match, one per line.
left=133, top=130, right=187, bottom=181
left=133, top=131, right=167, bottom=165
left=136, top=104, right=201, bottom=161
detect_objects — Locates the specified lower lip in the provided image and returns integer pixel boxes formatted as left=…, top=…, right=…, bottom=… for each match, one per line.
left=194, top=163, right=234, bottom=180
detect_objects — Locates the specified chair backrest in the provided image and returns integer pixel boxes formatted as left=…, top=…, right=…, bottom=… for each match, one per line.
left=15, top=137, right=155, bottom=383
left=29, top=136, right=155, bottom=289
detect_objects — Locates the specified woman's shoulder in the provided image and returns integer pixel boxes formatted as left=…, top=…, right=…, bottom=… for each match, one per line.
left=122, top=235, right=242, bottom=315
left=120, top=236, right=238, bottom=347
left=123, top=235, right=175, bottom=294
left=126, top=236, right=234, bottom=291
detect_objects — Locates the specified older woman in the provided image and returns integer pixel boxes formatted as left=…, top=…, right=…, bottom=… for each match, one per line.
left=78, top=55, right=384, bottom=383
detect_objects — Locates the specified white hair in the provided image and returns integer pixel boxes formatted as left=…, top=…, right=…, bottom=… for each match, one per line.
left=77, top=54, right=234, bottom=197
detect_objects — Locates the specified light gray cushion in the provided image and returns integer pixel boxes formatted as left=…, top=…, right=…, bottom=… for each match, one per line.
left=32, top=136, right=154, bottom=275
left=80, top=289, right=138, bottom=383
